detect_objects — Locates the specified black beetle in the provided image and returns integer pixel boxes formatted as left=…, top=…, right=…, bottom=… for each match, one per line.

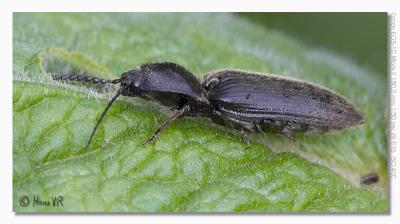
left=53, top=61, right=364, bottom=149
left=202, top=70, right=364, bottom=140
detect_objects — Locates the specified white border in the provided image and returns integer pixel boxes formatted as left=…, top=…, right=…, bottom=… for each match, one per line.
left=1, top=1, right=399, bottom=224
left=6, top=0, right=400, bottom=12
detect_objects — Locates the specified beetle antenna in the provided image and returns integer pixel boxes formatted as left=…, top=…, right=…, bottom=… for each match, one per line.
left=52, top=74, right=121, bottom=84
left=85, top=89, right=122, bottom=151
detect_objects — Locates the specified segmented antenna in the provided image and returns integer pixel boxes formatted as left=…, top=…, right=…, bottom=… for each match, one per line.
left=86, top=89, right=122, bottom=151
left=52, top=74, right=122, bottom=150
left=52, top=74, right=121, bottom=84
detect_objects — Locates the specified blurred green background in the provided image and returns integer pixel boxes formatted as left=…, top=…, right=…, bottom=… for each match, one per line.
left=238, top=12, right=387, bottom=76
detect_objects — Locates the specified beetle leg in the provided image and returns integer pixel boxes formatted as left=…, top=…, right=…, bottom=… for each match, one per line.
left=212, top=110, right=253, bottom=147
left=213, top=110, right=235, bottom=129
left=216, top=111, right=251, bottom=147
left=281, top=126, right=304, bottom=149
left=254, top=122, right=264, bottom=133
left=281, top=127, right=295, bottom=141
left=144, top=105, right=190, bottom=145
left=239, top=129, right=251, bottom=148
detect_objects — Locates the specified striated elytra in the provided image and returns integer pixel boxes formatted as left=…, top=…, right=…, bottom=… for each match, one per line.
left=202, top=70, right=364, bottom=138
left=52, top=61, right=364, bottom=149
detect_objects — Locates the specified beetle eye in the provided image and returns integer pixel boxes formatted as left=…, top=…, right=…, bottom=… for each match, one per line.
left=204, top=78, right=220, bottom=90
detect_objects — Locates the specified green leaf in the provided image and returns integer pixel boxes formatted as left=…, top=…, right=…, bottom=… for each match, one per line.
left=13, top=13, right=387, bottom=212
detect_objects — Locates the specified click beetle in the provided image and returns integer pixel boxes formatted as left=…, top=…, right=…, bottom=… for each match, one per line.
left=53, top=61, right=364, bottom=149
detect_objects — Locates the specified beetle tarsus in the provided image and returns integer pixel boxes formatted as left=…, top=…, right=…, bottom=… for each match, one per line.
left=143, top=105, right=190, bottom=145
left=282, top=128, right=304, bottom=149
left=239, top=129, right=251, bottom=148
left=143, top=136, right=156, bottom=145
left=282, top=129, right=295, bottom=142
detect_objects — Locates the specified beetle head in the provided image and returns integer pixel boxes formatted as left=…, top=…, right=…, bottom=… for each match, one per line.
left=119, top=69, right=143, bottom=97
